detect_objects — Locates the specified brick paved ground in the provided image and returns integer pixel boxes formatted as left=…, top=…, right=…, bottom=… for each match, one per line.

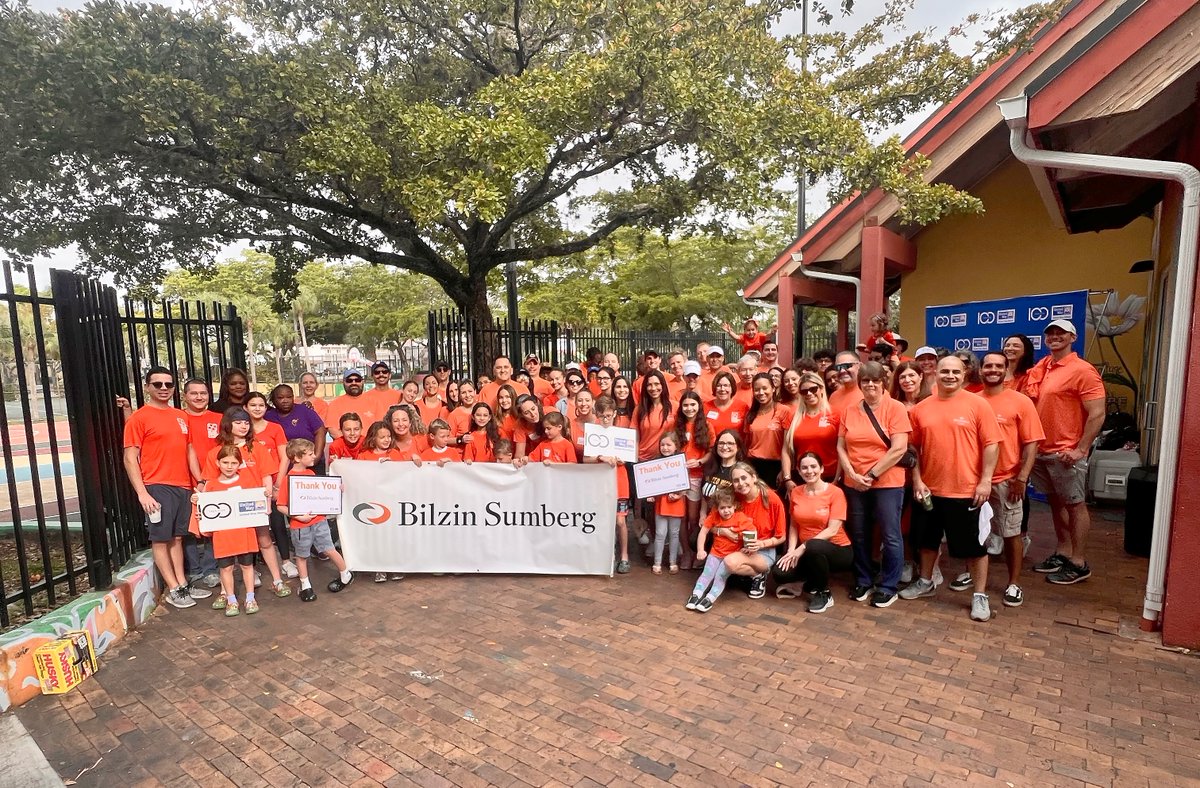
left=15, top=505, right=1200, bottom=787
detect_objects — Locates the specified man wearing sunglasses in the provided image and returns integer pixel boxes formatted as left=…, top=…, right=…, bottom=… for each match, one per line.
left=123, top=366, right=202, bottom=609
left=362, top=361, right=402, bottom=422
left=324, top=368, right=371, bottom=439
left=828, top=351, right=864, bottom=417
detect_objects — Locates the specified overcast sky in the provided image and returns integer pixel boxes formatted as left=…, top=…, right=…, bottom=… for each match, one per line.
left=18, top=0, right=1018, bottom=280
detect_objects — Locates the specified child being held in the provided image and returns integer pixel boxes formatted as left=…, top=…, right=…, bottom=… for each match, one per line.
left=276, top=439, right=354, bottom=601
left=686, top=489, right=755, bottom=613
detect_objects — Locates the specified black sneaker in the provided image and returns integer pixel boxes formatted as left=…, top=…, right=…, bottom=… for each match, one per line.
left=300, top=587, right=316, bottom=602
left=1047, top=561, right=1091, bottom=585
left=849, top=584, right=873, bottom=602
left=696, top=596, right=715, bottom=613
left=748, top=574, right=767, bottom=599
left=807, top=590, right=833, bottom=614
left=1033, top=553, right=1068, bottom=573
left=327, top=573, right=355, bottom=593
left=685, top=594, right=701, bottom=610
left=870, top=590, right=897, bottom=608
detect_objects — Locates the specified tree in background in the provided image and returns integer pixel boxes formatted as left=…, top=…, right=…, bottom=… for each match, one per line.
left=0, top=0, right=1060, bottom=370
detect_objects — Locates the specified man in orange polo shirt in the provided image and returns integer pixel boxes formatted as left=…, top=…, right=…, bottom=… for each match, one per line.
left=522, top=353, right=555, bottom=399
left=900, top=355, right=1000, bottom=622
left=363, top=361, right=403, bottom=420
left=477, top=355, right=530, bottom=410
left=1026, top=319, right=1105, bottom=585
left=123, top=366, right=205, bottom=609
left=827, top=351, right=864, bottom=417
left=696, top=346, right=726, bottom=400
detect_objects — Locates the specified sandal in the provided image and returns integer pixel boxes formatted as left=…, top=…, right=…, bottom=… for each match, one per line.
left=651, top=565, right=662, bottom=575
left=669, top=565, right=679, bottom=575
left=212, top=596, right=227, bottom=610
left=225, top=600, right=240, bottom=617
left=272, top=581, right=291, bottom=598
left=245, top=599, right=260, bottom=614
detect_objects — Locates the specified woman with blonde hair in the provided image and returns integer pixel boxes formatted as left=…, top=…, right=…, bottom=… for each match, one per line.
left=781, top=371, right=840, bottom=485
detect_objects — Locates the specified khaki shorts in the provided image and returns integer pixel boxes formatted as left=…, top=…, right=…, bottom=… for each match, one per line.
left=988, top=480, right=1023, bottom=538
left=1031, top=454, right=1087, bottom=505
left=684, top=476, right=702, bottom=502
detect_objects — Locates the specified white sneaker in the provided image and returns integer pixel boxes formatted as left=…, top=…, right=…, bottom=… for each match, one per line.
left=986, top=533, right=1003, bottom=556
left=187, top=584, right=213, bottom=599
left=281, top=560, right=299, bottom=579
left=200, top=572, right=221, bottom=589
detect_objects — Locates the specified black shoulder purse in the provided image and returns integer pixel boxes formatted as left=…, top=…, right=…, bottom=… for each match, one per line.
left=863, top=401, right=917, bottom=469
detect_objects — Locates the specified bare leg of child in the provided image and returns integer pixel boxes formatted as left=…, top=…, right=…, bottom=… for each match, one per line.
left=255, top=528, right=290, bottom=597
left=219, top=564, right=235, bottom=603
left=616, top=513, right=629, bottom=562
left=239, top=560, right=255, bottom=598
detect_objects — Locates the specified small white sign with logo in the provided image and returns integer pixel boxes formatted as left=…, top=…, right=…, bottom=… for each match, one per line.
left=288, top=475, right=343, bottom=516
left=632, top=454, right=691, bottom=498
left=582, top=423, right=638, bottom=463
left=197, top=488, right=270, bottom=533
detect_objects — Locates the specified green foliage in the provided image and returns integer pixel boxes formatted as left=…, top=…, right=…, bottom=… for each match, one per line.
left=0, top=0, right=1059, bottom=334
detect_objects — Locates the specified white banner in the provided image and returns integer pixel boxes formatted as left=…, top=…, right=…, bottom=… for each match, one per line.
left=333, top=459, right=616, bottom=575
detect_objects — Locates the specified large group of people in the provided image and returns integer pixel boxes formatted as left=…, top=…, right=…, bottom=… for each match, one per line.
left=122, top=314, right=1107, bottom=622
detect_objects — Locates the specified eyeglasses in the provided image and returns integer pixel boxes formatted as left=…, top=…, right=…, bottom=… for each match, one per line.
left=147, top=381, right=174, bottom=390
left=373, top=370, right=389, bottom=376
left=716, top=441, right=738, bottom=447
left=567, top=379, right=584, bottom=386
left=345, top=377, right=363, bottom=383
left=860, top=379, right=883, bottom=386
left=799, top=386, right=820, bottom=396
left=833, top=363, right=855, bottom=372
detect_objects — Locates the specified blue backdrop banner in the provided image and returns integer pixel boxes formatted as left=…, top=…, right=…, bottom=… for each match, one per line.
left=924, top=290, right=1088, bottom=359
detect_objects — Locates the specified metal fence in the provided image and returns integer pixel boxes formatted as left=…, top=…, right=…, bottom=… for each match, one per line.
left=1, top=264, right=244, bottom=630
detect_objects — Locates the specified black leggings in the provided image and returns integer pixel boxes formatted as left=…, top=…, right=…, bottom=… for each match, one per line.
left=771, top=539, right=853, bottom=593
left=750, top=458, right=783, bottom=490
left=269, top=504, right=291, bottom=560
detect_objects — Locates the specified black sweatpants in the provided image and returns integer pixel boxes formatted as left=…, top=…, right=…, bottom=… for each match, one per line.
left=770, top=539, right=853, bottom=593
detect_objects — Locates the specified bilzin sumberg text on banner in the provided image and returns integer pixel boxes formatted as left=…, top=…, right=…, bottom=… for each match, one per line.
left=333, top=460, right=617, bottom=575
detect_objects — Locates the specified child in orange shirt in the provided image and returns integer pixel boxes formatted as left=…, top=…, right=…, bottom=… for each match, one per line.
left=648, top=431, right=687, bottom=575
left=276, top=439, right=354, bottom=602
left=723, top=318, right=767, bottom=355
left=686, top=489, right=755, bottom=613
left=328, top=413, right=364, bottom=460
left=592, top=397, right=632, bottom=574
left=420, top=419, right=462, bottom=464
left=538, top=412, right=577, bottom=464
left=195, top=445, right=266, bottom=616
left=361, top=421, right=403, bottom=462
left=493, top=438, right=515, bottom=465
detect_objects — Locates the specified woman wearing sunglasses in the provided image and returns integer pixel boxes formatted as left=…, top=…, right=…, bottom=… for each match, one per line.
left=563, top=370, right=587, bottom=420
left=781, top=371, right=840, bottom=484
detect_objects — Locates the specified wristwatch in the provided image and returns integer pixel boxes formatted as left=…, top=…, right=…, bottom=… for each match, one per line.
left=865, top=470, right=878, bottom=481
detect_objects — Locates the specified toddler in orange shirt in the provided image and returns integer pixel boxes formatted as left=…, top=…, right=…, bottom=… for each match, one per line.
left=686, top=489, right=755, bottom=613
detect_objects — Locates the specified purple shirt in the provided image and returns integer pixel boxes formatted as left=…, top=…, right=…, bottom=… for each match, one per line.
left=265, top=406, right=326, bottom=442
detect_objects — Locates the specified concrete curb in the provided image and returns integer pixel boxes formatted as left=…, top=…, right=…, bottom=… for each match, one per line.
left=0, top=713, right=63, bottom=786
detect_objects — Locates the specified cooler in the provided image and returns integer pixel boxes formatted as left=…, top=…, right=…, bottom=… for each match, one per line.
left=1088, top=450, right=1140, bottom=502
left=1124, top=465, right=1157, bottom=557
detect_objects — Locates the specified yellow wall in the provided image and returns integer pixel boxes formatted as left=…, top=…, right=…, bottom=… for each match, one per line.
left=899, top=158, right=1155, bottom=412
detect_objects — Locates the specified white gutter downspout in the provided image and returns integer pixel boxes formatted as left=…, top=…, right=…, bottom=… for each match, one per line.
left=790, top=252, right=863, bottom=342
left=998, top=94, right=1200, bottom=630
left=736, top=290, right=778, bottom=319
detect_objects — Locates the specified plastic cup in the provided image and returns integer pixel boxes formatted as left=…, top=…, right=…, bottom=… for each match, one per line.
left=741, top=529, right=757, bottom=544
left=919, top=494, right=934, bottom=512
left=149, top=508, right=162, bottom=523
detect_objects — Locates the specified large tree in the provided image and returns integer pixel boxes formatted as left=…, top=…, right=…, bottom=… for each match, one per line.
left=0, top=0, right=1056, bottom=367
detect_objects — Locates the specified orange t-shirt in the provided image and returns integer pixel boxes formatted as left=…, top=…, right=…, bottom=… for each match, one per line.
left=737, top=333, right=766, bottom=354
left=420, top=444, right=462, bottom=462
left=681, top=421, right=709, bottom=478
left=300, top=397, right=329, bottom=424
left=1027, top=353, right=1105, bottom=453
left=695, top=369, right=723, bottom=400
left=789, top=484, right=851, bottom=546
left=328, top=437, right=363, bottom=460
left=703, top=509, right=754, bottom=559
left=324, top=393, right=375, bottom=436
left=202, top=443, right=265, bottom=487
left=538, top=437, right=578, bottom=463
left=828, top=385, right=864, bottom=419
left=497, top=414, right=520, bottom=441
left=788, top=410, right=840, bottom=481
left=838, top=398, right=912, bottom=489
left=203, top=474, right=262, bottom=558
left=252, top=421, right=288, bottom=473
left=478, top=380, right=530, bottom=411
left=276, top=467, right=327, bottom=530
left=363, top=386, right=402, bottom=420
left=910, top=391, right=1002, bottom=498
left=123, top=405, right=191, bottom=488
left=704, top=399, right=749, bottom=438
left=569, top=416, right=596, bottom=461
left=528, top=376, right=554, bottom=400
left=744, top=404, right=794, bottom=460
left=185, top=410, right=222, bottom=479
left=654, top=488, right=687, bottom=518
left=391, top=436, right=425, bottom=461
left=733, top=385, right=754, bottom=410
left=514, top=420, right=544, bottom=457
left=415, top=398, right=450, bottom=428
left=636, top=408, right=671, bottom=462
left=463, top=431, right=496, bottom=463
left=447, top=407, right=473, bottom=439
left=739, top=489, right=787, bottom=541
left=982, top=388, right=1045, bottom=483
left=362, top=447, right=407, bottom=462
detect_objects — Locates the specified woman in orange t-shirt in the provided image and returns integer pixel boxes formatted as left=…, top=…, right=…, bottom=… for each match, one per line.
left=296, top=372, right=329, bottom=424
left=447, top=381, right=477, bottom=444
left=1003, top=334, right=1036, bottom=393
left=415, top=374, right=450, bottom=427
left=494, top=384, right=521, bottom=441
left=673, top=391, right=711, bottom=569
left=635, top=371, right=672, bottom=462
left=781, top=371, right=840, bottom=486
left=385, top=405, right=426, bottom=462
left=742, top=372, right=792, bottom=487
left=569, top=389, right=597, bottom=462
left=704, top=371, right=749, bottom=438
left=514, top=395, right=546, bottom=460
left=720, top=462, right=787, bottom=600
left=771, top=451, right=853, bottom=613
left=611, top=376, right=636, bottom=428
left=836, top=361, right=912, bottom=606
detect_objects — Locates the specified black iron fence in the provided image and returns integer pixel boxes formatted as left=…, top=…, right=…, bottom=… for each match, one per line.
left=1, top=264, right=244, bottom=630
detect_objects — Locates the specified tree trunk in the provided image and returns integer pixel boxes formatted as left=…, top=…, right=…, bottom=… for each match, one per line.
left=295, top=308, right=309, bottom=371
left=246, top=320, right=258, bottom=388
left=452, top=275, right=499, bottom=382
left=274, top=344, right=284, bottom=385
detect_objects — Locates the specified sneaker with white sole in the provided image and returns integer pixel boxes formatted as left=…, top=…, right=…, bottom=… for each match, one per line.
left=281, top=560, right=299, bottom=579
left=374, top=572, right=388, bottom=583
left=899, top=578, right=936, bottom=600
left=685, top=594, right=701, bottom=610
left=748, top=574, right=767, bottom=599
left=1003, top=584, right=1023, bottom=607
left=188, top=584, right=213, bottom=600
left=388, top=573, right=405, bottom=581
left=870, top=590, right=897, bottom=608
left=200, top=572, right=221, bottom=589
left=164, top=588, right=196, bottom=609
left=849, top=584, right=873, bottom=602
left=1033, top=553, right=1068, bottom=573
left=695, top=596, right=715, bottom=613
left=948, top=572, right=972, bottom=592
left=807, top=590, right=833, bottom=614
left=1047, top=561, right=1091, bottom=585
left=970, top=593, right=992, bottom=621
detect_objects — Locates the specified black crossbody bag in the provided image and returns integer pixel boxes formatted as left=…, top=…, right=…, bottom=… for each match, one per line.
left=862, top=401, right=918, bottom=469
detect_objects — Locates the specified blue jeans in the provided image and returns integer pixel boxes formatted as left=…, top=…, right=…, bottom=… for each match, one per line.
left=844, top=486, right=905, bottom=594
left=184, top=534, right=217, bottom=579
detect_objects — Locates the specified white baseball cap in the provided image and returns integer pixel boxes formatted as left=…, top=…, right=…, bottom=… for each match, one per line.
left=914, top=346, right=937, bottom=358
left=1045, top=318, right=1077, bottom=335
left=683, top=360, right=702, bottom=376
left=707, top=346, right=725, bottom=357
left=565, top=362, right=582, bottom=371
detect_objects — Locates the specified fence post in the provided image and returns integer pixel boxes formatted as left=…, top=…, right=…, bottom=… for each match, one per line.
left=427, top=310, right=438, bottom=370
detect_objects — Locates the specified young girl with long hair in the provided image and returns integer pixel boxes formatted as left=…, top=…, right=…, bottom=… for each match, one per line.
left=462, top=403, right=501, bottom=463
left=198, top=445, right=265, bottom=616
left=674, top=391, right=712, bottom=569
left=650, top=431, right=687, bottom=575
